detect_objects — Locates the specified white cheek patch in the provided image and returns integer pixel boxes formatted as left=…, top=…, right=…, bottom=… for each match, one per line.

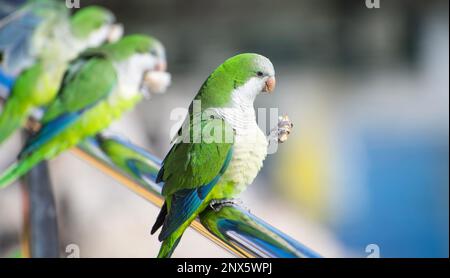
left=230, top=77, right=265, bottom=106
left=114, top=53, right=156, bottom=99
left=86, top=25, right=110, bottom=48
left=213, top=77, right=265, bottom=131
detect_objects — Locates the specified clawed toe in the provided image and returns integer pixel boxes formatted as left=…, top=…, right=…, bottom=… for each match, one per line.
left=209, top=198, right=243, bottom=212
left=277, top=115, right=293, bottom=143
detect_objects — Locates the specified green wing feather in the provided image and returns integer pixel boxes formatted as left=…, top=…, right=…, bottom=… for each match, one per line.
left=153, top=116, right=234, bottom=257
left=41, top=54, right=116, bottom=123
left=158, top=116, right=234, bottom=197
left=0, top=63, right=43, bottom=144
left=0, top=52, right=117, bottom=189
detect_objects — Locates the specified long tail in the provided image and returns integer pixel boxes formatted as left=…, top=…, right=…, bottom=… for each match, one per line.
left=0, top=95, right=30, bottom=144
left=152, top=202, right=183, bottom=258
left=155, top=209, right=197, bottom=258
left=0, top=153, right=41, bottom=189
left=157, top=234, right=183, bottom=258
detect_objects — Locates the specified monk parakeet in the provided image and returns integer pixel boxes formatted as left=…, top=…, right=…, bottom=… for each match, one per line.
left=0, top=4, right=123, bottom=144
left=0, top=1, right=122, bottom=79
left=0, top=0, right=68, bottom=80
left=151, top=53, right=291, bottom=258
left=0, top=34, right=170, bottom=189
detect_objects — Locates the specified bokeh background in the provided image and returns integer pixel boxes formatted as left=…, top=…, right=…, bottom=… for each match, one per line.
left=0, top=0, right=448, bottom=258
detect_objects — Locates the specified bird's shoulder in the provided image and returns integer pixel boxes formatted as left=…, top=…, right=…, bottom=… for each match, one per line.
left=158, top=115, right=234, bottom=196
left=41, top=54, right=117, bottom=123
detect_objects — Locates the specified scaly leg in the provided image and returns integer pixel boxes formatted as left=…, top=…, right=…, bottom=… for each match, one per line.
left=209, top=198, right=244, bottom=212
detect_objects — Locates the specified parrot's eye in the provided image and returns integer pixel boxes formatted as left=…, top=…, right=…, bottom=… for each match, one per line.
left=150, top=49, right=158, bottom=56
left=256, top=71, right=264, bottom=77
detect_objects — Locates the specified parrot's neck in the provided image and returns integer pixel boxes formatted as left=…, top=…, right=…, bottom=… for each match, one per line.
left=38, top=23, right=104, bottom=63
left=69, top=25, right=111, bottom=58
left=80, top=25, right=111, bottom=49
left=213, top=77, right=262, bottom=133
left=212, top=77, right=269, bottom=194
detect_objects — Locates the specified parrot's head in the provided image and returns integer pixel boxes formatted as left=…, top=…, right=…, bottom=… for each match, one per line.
left=70, top=6, right=123, bottom=48
left=103, top=35, right=170, bottom=98
left=197, top=53, right=276, bottom=109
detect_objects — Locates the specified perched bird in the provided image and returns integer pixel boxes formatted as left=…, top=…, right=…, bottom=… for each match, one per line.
left=0, top=4, right=123, bottom=144
left=0, top=34, right=170, bottom=189
left=0, top=0, right=67, bottom=80
left=0, top=1, right=122, bottom=79
left=151, top=53, right=290, bottom=258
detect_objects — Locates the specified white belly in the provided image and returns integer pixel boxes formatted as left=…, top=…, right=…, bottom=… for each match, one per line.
left=220, top=125, right=268, bottom=194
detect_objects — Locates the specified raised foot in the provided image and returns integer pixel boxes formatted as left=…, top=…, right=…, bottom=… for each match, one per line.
left=277, top=115, right=293, bottom=143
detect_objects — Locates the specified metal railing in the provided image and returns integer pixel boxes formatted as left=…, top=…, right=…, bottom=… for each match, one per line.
left=21, top=159, right=59, bottom=258
left=1, top=92, right=320, bottom=259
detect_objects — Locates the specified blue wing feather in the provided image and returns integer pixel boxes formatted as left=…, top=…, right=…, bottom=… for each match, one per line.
left=0, top=0, right=66, bottom=75
left=0, top=68, right=14, bottom=90
left=158, top=148, right=233, bottom=241
left=0, top=7, right=41, bottom=75
left=18, top=111, right=82, bottom=159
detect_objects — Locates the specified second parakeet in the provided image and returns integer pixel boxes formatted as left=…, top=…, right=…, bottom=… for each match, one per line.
left=0, top=4, right=123, bottom=144
left=0, top=34, right=170, bottom=189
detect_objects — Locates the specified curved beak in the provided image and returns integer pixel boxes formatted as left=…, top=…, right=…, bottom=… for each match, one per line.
left=263, top=76, right=276, bottom=93
left=107, top=24, right=124, bottom=43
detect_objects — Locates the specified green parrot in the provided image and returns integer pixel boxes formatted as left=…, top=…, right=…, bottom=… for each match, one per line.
left=0, top=34, right=170, bottom=189
left=0, top=4, right=123, bottom=144
left=151, top=53, right=280, bottom=258
left=0, top=1, right=123, bottom=77
left=0, top=0, right=69, bottom=77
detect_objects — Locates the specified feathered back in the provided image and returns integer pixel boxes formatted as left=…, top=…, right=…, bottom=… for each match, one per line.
left=0, top=0, right=67, bottom=75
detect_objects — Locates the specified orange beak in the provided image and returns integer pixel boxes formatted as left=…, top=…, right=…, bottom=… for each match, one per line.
left=264, top=76, right=276, bottom=93
left=154, top=61, right=167, bottom=72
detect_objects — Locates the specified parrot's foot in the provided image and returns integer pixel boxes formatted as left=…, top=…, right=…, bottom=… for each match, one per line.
left=209, top=198, right=243, bottom=212
left=25, top=118, right=41, bottom=133
left=275, top=115, right=293, bottom=143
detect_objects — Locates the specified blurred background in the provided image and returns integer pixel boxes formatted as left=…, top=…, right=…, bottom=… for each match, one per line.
left=0, top=0, right=448, bottom=258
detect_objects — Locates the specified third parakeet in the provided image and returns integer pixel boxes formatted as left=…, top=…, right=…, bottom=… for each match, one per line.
left=151, top=53, right=290, bottom=258
left=0, top=4, right=123, bottom=144
left=0, top=34, right=170, bottom=189
left=0, top=1, right=123, bottom=78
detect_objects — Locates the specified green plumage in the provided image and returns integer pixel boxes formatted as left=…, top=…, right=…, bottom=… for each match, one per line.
left=70, top=6, right=114, bottom=38
left=0, top=34, right=164, bottom=189
left=83, top=35, right=163, bottom=62
left=0, top=63, right=43, bottom=142
left=0, top=0, right=69, bottom=74
left=0, top=5, right=118, bottom=145
left=160, top=118, right=234, bottom=197
left=0, top=96, right=29, bottom=143
left=155, top=118, right=233, bottom=258
left=195, top=53, right=264, bottom=108
left=152, top=53, right=274, bottom=258
left=0, top=61, right=64, bottom=141
left=42, top=58, right=117, bottom=123
left=97, top=136, right=160, bottom=181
